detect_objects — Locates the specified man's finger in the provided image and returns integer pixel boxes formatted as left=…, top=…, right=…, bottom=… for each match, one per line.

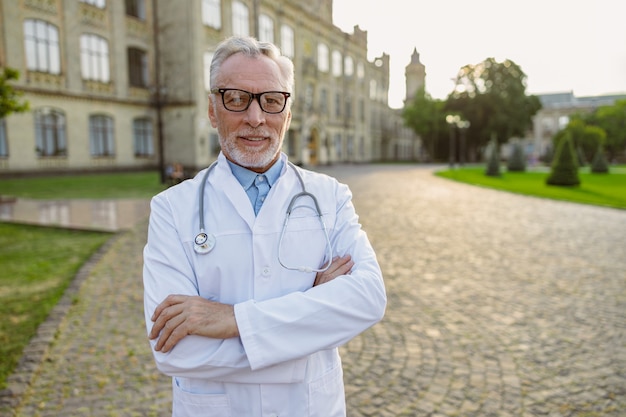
left=154, top=312, right=187, bottom=352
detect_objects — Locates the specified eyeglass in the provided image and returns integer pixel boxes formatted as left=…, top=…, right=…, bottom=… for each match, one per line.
left=211, top=88, right=291, bottom=114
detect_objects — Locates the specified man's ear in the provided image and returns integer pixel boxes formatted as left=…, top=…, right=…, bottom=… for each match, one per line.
left=208, top=97, right=218, bottom=128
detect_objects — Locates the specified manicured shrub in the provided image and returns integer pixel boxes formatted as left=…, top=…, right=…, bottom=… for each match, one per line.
left=507, top=142, right=526, bottom=172
left=591, top=144, right=610, bottom=174
left=546, top=132, right=580, bottom=186
left=485, top=139, right=501, bottom=177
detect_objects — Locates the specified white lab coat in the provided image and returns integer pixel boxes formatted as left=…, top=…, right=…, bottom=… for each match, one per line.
left=143, top=152, right=386, bottom=417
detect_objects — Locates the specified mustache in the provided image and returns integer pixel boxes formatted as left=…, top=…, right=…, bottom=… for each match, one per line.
left=238, top=129, right=272, bottom=137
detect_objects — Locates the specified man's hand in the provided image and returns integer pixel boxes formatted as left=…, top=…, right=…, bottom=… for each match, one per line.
left=149, top=295, right=239, bottom=353
left=314, top=255, right=353, bottom=286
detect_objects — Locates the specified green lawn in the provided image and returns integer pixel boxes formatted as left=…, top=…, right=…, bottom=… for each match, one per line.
left=0, top=171, right=166, bottom=199
left=435, top=166, right=626, bottom=210
left=0, top=171, right=166, bottom=390
left=0, top=223, right=111, bottom=389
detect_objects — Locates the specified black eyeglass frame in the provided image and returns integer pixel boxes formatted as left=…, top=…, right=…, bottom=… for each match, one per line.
left=211, top=88, right=291, bottom=114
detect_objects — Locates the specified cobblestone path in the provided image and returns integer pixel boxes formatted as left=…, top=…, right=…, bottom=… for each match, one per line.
left=4, top=165, right=625, bottom=417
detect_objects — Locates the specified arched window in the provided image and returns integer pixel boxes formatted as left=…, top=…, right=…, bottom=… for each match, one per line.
left=202, top=0, right=221, bottom=29
left=317, top=43, right=329, bottom=73
left=331, top=50, right=342, bottom=77
left=128, top=47, right=148, bottom=87
left=24, top=19, right=61, bottom=74
left=280, top=25, right=294, bottom=59
left=344, top=56, right=354, bottom=77
left=35, top=108, right=67, bottom=157
left=81, top=34, right=110, bottom=82
left=125, top=0, right=145, bottom=19
left=133, top=118, right=153, bottom=157
left=89, top=115, right=115, bottom=156
left=258, top=14, right=274, bottom=43
left=232, top=1, right=249, bottom=37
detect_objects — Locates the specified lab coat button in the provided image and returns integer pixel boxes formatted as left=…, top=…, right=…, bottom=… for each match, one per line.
left=262, top=267, right=271, bottom=276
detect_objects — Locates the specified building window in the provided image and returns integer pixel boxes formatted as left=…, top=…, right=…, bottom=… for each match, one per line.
left=80, top=34, right=110, bottom=82
left=35, top=109, right=67, bottom=157
left=258, top=14, right=274, bottom=43
left=133, top=118, right=153, bottom=156
left=125, top=0, right=145, bottom=19
left=280, top=25, right=294, bottom=59
left=369, top=79, right=377, bottom=100
left=24, top=19, right=61, bottom=74
left=0, top=119, right=7, bottom=157
left=81, top=0, right=106, bottom=7
left=344, top=56, right=354, bottom=77
left=89, top=115, right=115, bottom=157
left=345, top=96, right=352, bottom=119
left=357, top=61, right=365, bottom=79
left=317, top=43, right=329, bottom=73
left=202, top=0, right=221, bottom=29
left=335, top=92, right=341, bottom=118
left=332, top=50, right=342, bottom=77
left=128, top=47, right=148, bottom=87
left=232, top=1, right=249, bottom=37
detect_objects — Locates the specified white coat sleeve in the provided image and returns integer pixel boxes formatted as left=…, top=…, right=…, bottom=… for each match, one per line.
left=143, top=192, right=307, bottom=383
left=235, top=181, right=387, bottom=371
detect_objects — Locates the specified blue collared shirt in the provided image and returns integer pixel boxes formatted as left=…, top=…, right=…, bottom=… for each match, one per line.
left=227, top=159, right=284, bottom=215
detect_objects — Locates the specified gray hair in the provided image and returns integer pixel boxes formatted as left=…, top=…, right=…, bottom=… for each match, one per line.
left=209, top=36, right=295, bottom=93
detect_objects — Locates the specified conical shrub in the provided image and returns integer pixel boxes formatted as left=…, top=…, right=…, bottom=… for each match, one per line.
left=591, top=144, right=609, bottom=174
left=485, top=139, right=501, bottom=177
left=546, top=132, right=580, bottom=186
left=507, top=141, right=526, bottom=172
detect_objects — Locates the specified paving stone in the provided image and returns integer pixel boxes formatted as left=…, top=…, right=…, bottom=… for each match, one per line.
left=3, top=164, right=625, bottom=417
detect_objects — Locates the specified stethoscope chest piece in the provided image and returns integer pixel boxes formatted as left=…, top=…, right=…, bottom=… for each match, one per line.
left=194, top=232, right=216, bottom=254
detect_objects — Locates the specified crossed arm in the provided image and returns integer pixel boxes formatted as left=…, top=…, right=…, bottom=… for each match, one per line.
left=149, top=255, right=354, bottom=353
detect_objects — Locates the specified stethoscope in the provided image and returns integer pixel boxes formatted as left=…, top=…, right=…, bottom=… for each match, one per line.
left=194, top=161, right=333, bottom=273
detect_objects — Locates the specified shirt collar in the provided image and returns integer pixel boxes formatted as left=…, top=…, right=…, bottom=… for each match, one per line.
left=227, top=158, right=284, bottom=190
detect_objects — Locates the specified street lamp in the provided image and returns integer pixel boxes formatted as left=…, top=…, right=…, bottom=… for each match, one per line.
left=446, top=115, right=470, bottom=169
left=457, top=120, right=470, bottom=166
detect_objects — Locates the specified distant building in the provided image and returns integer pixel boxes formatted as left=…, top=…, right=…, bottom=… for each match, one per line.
left=0, top=0, right=422, bottom=175
left=528, top=91, right=626, bottom=161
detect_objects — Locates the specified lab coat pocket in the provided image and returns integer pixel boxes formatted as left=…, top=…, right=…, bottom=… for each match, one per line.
left=307, top=364, right=346, bottom=417
left=280, top=212, right=333, bottom=271
left=172, top=378, right=232, bottom=417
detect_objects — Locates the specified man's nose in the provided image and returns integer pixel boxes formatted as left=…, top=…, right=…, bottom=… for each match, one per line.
left=244, top=98, right=266, bottom=126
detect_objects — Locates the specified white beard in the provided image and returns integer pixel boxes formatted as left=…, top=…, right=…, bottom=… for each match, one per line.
left=219, top=132, right=282, bottom=170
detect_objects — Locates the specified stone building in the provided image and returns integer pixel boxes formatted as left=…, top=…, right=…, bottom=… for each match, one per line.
left=0, top=0, right=421, bottom=175
left=528, top=91, right=626, bottom=162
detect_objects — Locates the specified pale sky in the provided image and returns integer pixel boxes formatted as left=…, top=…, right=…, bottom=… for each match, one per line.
left=332, top=0, right=626, bottom=108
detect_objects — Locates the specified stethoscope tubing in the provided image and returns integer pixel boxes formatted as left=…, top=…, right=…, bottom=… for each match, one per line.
left=194, top=161, right=332, bottom=272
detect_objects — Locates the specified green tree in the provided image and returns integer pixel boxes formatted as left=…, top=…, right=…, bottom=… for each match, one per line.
left=580, top=125, right=606, bottom=163
left=0, top=67, right=29, bottom=118
left=402, top=87, right=447, bottom=161
left=554, top=118, right=607, bottom=165
left=587, top=99, right=626, bottom=162
left=446, top=58, right=541, bottom=158
left=546, top=132, right=580, bottom=186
